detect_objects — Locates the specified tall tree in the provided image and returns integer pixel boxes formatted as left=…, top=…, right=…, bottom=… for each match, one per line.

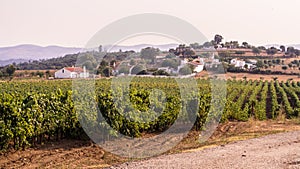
left=214, top=34, right=223, bottom=44
left=203, top=41, right=213, bottom=48
left=6, top=64, right=16, bottom=77
left=141, top=47, right=159, bottom=63
left=287, top=47, right=295, bottom=54
left=190, top=43, right=201, bottom=49
left=252, top=47, right=261, bottom=56
left=280, top=45, right=286, bottom=53
left=131, top=65, right=145, bottom=75
left=256, top=60, right=264, bottom=68
left=295, top=49, right=300, bottom=57
left=179, top=65, right=192, bottom=75
left=98, top=45, right=103, bottom=53
left=242, top=42, right=249, bottom=48
left=258, top=46, right=266, bottom=50
left=282, top=65, right=288, bottom=71
left=266, top=47, right=277, bottom=56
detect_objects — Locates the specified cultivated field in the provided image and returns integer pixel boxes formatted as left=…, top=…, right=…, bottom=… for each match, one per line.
left=1, top=77, right=300, bottom=168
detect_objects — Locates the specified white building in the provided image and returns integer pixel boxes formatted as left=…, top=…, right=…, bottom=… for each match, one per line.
left=194, top=65, right=204, bottom=73
left=188, top=60, right=204, bottom=73
left=245, top=63, right=256, bottom=69
left=231, top=59, right=246, bottom=68
left=55, top=67, right=89, bottom=79
left=248, top=59, right=258, bottom=64
left=156, top=55, right=166, bottom=59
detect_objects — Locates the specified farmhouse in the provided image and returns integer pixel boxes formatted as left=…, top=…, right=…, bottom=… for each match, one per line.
left=231, top=58, right=246, bottom=68
left=54, top=67, right=89, bottom=79
left=188, top=59, right=204, bottom=73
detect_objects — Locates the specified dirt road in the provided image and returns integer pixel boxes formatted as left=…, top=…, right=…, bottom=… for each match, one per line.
left=1, top=121, right=299, bottom=168
left=111, top=130, right=300, bottom=169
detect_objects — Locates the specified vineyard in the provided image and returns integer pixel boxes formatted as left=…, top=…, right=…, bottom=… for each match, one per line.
left=1, top=78, right=300, bottom=152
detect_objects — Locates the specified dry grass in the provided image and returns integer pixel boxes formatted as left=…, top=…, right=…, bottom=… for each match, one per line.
left=1, top=120, right=300, bottom=168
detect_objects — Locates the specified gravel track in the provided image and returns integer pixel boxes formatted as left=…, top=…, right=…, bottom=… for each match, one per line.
left=111, top=131, right=300, bottom=169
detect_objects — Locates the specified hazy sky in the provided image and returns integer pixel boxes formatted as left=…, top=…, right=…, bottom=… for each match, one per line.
left=1, top=0, right=300, bottom=47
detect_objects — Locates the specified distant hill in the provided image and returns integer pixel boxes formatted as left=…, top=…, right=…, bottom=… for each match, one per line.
left=0, top=44, right=179, bottom=66
left=0, top=59, right=28, bottom=67
left=0, top=44, right=83, bottom=61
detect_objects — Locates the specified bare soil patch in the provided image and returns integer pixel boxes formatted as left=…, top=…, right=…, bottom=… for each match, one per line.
left=114, top=130, right=300, bottom=169
left=197, top=72, right=300, bottom=81
left=1, top=120, right=300, bottom=168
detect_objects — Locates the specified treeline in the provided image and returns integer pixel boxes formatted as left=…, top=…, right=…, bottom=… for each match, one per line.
left=17, top=54, right=78, bottom=70
left=0, top=50, right=137, bottom=79
left=227, top=67, right=300, bottom=76
left=7, top=50, right=135, bottom=71
left=0, top=65, right=16, bottom=79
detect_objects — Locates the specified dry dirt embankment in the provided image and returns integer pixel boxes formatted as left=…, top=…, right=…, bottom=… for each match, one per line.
left=112, top=130, right=300, bottom=169
left=1, top=121, right=300, bottom=168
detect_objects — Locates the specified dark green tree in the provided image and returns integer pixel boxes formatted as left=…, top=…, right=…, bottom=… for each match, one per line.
left=6, top=65, right=16, bottom=77
left=258, top=46, right=266, bottom=50
left=130, top=59, right=136, bottom=66
left=141, top=47, right=159, bottom=63
left=179, top=65, right=192, bottom=75
left=214, top=34, right=223, bottom=44
left=118, top=66, right=130, bottom=74
left=166, top=53, right=176, bottom=58
left=280, top=45, right=286, bottom=52
left=203, top=41, right=213, bottom=48
left=103, top=67, right=112, bottom=77
left=100, top=60, right=109, bottom=67
left=131, top=65, right=145, bottom=75
left=153, top=70, right=170, bottom=76
left=242, top=42, right=249, bottom=48
left=36, top=71, right=44, bottom=78
left=256, top=60, right=264, bottom=68
left=266, top=47, right=277, bottom=56
left=162, top=59, right=180, bottom=69
left=190, top=43, right=201, bottom=49
left=282, top=65, right=288, bottom=71
left=295, top=49, right=300, bottom=57
left=252, top=47, right=261, bottom=56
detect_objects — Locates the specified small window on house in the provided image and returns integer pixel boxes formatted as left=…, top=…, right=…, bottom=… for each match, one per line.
left=62, top=69, right=65, bottom=73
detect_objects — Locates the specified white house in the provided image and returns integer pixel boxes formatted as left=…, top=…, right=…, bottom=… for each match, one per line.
left=245, top=63, right=256, bottom=69
left=194, top=65, right=204, bottom=73
left=55, top=67, right=89, bottom=79
left=188, top=60, right=204, bottom=73
left=231, top=59, right=246, bottom=68
left=156, top=55, right=166, bottom=59
left=248, top=59, right=258, bottom=64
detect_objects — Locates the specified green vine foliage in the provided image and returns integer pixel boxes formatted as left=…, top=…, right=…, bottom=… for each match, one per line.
left=1, top=78, right=299, bottom=151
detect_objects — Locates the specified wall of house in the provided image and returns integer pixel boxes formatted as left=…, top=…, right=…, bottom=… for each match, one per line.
left=235, top=61, right=246, bottom=67
left=194, top=65, right=204, bottom=73
left=79, top=72, right=89, bottom=78
left=55, top=68, right=72, bottom=79
left=70, top=72, right=79, bottom=78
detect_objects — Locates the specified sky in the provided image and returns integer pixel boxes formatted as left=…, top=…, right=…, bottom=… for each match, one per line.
left=1, top=0, right=300, bottom=47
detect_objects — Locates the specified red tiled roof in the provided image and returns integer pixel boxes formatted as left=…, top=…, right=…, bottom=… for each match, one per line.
left=188, top=61, right=203, bottom=66
left=64, top=67, right=84, bottom=73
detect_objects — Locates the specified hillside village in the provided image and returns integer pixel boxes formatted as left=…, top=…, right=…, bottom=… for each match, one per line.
left=1, top=34, right=300, bottom=79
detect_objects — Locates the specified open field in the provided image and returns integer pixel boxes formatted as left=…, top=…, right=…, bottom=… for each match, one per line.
left=225, top=73, right=300, bottom=81
left=195, top=71, right=300, bottom=81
